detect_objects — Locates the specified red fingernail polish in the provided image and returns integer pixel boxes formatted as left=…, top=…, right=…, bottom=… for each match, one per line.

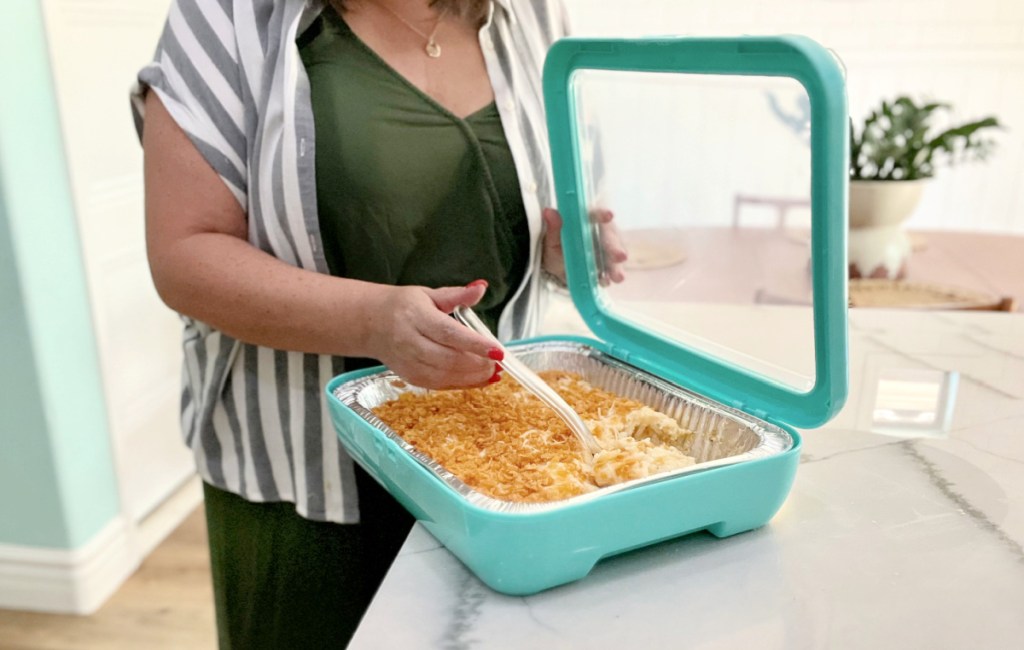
left=488, top=371, right=502, bottom=384
left=467, top=279, right=488, bottom=289
left=488, top=348, right=504, bottom=361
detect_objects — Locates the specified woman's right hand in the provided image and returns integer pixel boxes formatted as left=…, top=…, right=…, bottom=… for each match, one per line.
left=364, top=282, right=502, bottom=390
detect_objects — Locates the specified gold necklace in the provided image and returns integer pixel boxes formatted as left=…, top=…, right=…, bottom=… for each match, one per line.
left=373, top=2, right=448, bottom=58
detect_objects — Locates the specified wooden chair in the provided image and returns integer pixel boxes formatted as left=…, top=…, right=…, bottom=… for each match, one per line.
left=732, top=194, right=810, bottom=230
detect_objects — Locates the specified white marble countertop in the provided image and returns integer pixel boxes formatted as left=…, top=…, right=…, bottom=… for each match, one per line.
left=351, top=303, right=1024, bottom=650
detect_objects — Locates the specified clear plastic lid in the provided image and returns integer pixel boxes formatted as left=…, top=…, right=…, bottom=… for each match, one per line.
left=544, top=37, right=849, bottom=427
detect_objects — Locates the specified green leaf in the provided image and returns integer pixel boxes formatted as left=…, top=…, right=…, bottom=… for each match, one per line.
left=850, top=96, right=1002, bottom=180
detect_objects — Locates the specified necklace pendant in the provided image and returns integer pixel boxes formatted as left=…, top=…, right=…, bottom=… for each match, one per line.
left=425, top=39, right=441, bottom=58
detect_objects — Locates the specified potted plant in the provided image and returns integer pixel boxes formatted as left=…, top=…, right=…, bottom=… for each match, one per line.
left=847, top=96, right=1001, bottom=278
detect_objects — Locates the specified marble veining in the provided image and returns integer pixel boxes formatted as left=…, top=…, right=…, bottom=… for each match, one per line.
left=899, top=440, right=1024, bottom=563
left=862, top=332, right=1022, bottom=401
left=438, top=571, right=487, bottom=650
left=800, top=438, right=907, bottom=464
left=959, top=331, right=1024, bottom=361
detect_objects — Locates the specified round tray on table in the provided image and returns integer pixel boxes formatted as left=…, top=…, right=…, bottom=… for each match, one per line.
left=848, top=279, right=1008, bottom=311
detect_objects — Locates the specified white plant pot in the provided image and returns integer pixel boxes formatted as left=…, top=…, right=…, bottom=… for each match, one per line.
left=849, top=179, right=927, bottom=229
left=848, top=179, right=927, bottom=278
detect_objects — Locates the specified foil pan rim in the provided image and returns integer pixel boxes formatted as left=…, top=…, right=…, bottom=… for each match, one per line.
left=333, top=341, right=794, bottom=514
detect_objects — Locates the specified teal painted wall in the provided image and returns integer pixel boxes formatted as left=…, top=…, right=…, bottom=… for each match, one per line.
left=0, top=0, right=121, bottom=549
left=0, top=177, right=71, bottom=547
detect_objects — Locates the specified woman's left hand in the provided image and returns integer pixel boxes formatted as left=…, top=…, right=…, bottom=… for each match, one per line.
left=542, top=207, right=628, bottom=287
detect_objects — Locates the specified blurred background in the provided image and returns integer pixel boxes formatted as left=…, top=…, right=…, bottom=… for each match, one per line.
left=1, top=0, right=1021, bottom=646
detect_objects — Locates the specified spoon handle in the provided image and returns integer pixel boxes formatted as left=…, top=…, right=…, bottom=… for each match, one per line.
left=453, top=305, right=601, bottom=461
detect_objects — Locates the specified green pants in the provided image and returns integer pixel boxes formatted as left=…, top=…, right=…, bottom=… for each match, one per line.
left=202, top=466, right=413, bottom=649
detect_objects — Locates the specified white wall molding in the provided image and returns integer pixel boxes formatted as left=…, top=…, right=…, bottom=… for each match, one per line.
left=132, top=474, right=203, bottom=557
left=0, top=516, right=136, bottom=615
left=0, top=476, right=203, bottom=615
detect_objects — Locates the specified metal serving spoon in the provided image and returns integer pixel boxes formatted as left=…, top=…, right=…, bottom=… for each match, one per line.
left=453, top=305, right=603, bottom=462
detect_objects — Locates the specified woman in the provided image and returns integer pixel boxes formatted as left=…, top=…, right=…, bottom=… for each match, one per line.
left=133, top=0, right=624, bottom=647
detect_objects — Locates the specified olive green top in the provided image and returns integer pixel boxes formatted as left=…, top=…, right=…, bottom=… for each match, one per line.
left=298, top=9, right=529, bottom=335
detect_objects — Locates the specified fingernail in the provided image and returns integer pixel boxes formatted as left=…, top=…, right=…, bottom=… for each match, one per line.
left=488, top=348, right=504, bottom=361
left=467, top=279, right=488, bottom=289
left=488, top=371, right=502, bottom=384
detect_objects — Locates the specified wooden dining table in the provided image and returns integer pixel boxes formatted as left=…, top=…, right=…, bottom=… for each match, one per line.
left=610, top=227, right=1024, bottom=311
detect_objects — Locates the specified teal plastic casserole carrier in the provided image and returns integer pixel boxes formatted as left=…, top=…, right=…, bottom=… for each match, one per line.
left=326, top=35, right=849, bottom=595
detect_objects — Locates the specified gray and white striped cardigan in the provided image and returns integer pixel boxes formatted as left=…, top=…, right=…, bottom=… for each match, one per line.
left=131, top=0, right=566, bottom=523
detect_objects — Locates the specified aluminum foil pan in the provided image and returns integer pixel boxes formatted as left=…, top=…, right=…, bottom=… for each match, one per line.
left=333, top=340, right=793, bottom=514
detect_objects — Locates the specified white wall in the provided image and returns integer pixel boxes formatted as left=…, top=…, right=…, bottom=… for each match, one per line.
left=564, top=0, right=1024, bottom=234
left=40, top=0, right=192, bottom=525
left=574, top=71, right=817, bottom=231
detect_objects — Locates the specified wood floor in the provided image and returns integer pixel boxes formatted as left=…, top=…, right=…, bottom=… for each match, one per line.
left=0, top=508, right=216, bottom=650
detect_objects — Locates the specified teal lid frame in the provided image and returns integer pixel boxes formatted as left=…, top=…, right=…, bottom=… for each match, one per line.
left=543, top=36, right=849, bottom=428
